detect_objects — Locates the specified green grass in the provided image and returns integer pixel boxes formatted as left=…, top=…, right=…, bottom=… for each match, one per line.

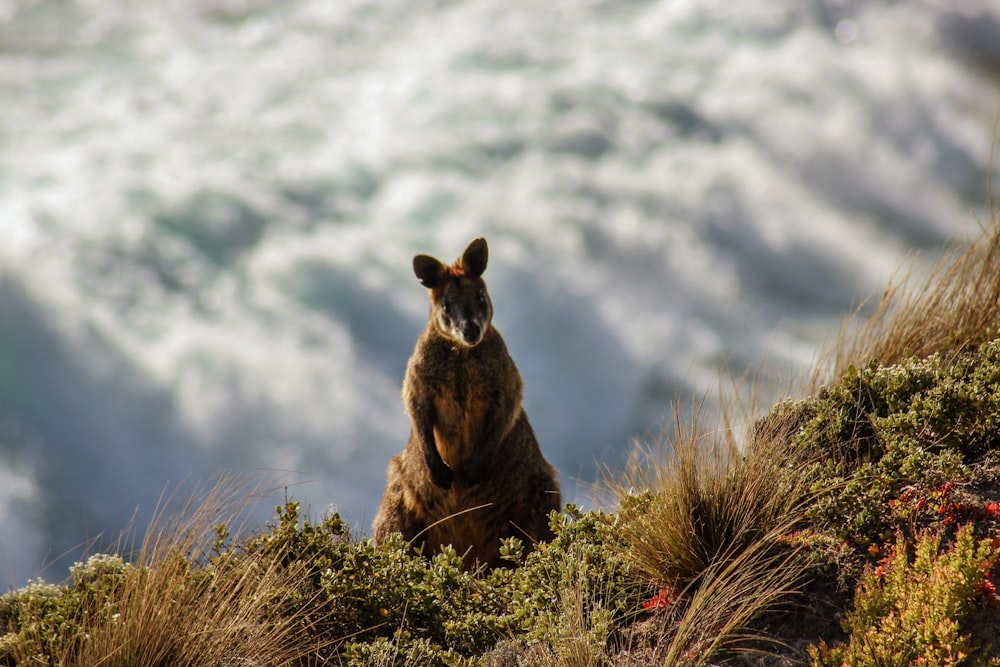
left=4, top=217, right=1000, bottom=665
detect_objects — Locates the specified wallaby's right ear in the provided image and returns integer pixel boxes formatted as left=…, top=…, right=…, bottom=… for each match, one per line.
left=413, top=254, right=446, bottom=288
left=460, top=237, right=488, bottom=277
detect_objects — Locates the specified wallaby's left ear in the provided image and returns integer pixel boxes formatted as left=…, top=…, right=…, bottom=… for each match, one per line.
left=414, top=254, right=446, bottom=288
left=460, top=237, right=488, bottom=277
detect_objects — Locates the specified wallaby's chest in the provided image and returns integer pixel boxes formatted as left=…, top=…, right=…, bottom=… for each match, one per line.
left=425, top=359, right=496, bottom=467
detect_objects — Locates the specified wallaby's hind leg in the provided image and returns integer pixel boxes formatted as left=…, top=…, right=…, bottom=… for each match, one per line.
left=372, top=457, right=425, bottom=546
left=508, top=486, right=559, bottom=549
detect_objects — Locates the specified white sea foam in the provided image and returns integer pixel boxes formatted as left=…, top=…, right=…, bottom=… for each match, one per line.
left=0, top=0, right=998, bottom=589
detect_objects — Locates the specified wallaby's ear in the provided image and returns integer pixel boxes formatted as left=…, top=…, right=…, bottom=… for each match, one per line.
left=460, top=237, right=488, bottom=277
left=413, top=254, right=446, bottom=288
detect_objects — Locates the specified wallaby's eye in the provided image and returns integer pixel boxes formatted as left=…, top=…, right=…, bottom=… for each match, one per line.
left=442, top=301, right=453, bottom=316
left=477, top=292, right=487, bottom=304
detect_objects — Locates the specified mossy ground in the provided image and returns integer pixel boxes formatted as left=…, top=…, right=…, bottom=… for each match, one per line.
left=4, top=221, right=1000, bottom=665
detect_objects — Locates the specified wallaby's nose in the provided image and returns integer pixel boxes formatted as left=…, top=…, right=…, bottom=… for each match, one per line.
left=462, top=322, right=482, bottom=344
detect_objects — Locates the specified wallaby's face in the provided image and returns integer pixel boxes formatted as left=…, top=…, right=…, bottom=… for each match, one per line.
left=413, top=238, right=493, bottom=347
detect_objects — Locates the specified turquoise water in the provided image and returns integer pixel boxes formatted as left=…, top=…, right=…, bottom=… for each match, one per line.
left=1, top=0, right=998, bottom=588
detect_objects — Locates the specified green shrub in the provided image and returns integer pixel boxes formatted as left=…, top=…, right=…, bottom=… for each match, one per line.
left=502, top=505, right=643, bottom=657
left=0, top=499, right=645, bottom=667
left=811, top=525, right=999, bottom=666
left=0, top=579, right=79, bottom=665
left=234, top=501, right=482, bottom=664
left=782, top=341, right=1000, bottom=546
left=236, top=501, right=644, bottom=665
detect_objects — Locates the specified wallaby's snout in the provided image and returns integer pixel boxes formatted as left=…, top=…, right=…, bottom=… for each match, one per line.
left=461, top=320, right=482, bottom=346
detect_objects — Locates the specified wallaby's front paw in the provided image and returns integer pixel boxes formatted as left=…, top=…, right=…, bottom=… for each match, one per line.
left=428, top=460, right=454, bottom=489
left=461, top=459, right=489, bottom=485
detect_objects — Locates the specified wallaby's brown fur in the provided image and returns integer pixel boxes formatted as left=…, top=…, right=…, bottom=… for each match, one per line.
left=372, top=237, right=561, bottom=569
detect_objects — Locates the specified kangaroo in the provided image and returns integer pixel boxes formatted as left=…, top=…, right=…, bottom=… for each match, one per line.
left=372, top=237, right=561, bottom=569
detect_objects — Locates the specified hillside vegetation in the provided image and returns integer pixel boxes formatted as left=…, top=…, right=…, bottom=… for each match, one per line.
left=3, top=216, right=1000, bottom=666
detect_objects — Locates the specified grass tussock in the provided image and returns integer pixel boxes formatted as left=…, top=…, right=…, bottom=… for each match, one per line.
left=611, top=387, right=818, bottom=664
left=615, top=397, right=811, bottom=586
left=651, top=528, right=808, bottom=666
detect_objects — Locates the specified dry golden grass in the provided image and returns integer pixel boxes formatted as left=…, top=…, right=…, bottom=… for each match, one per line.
left=616, top=393, right=812, bottom=587
left=817, top=212, right=1000, bottom=389
left=56, top=475, right=321, bottom=667
left=610, top=390, right=815, bottom=664
left=547, top=572, right=622, bottom=667
left=645, top=523, right=807, bottom=667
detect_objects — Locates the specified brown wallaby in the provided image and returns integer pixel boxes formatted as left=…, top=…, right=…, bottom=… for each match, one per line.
left=372, top=237, right=561, bottom=569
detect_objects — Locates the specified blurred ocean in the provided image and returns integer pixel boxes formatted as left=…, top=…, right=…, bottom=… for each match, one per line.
left=1, top=0, right=999, bottom=589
